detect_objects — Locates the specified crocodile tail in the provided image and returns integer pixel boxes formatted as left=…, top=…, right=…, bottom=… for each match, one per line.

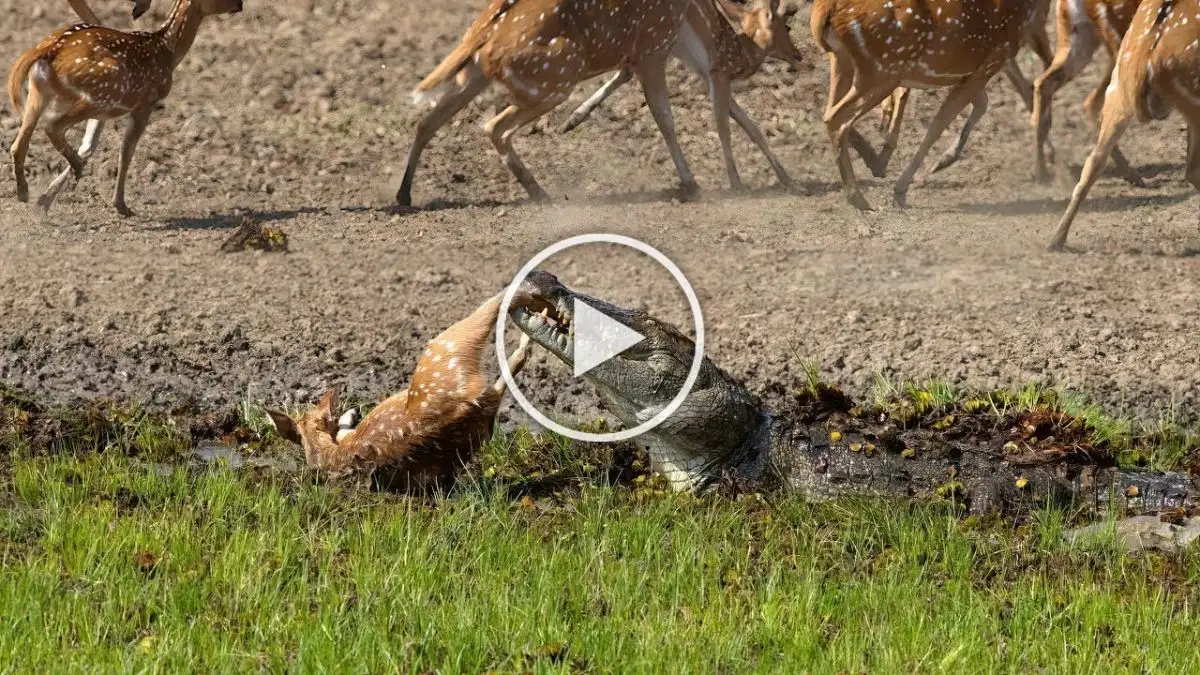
left=7, top=50, right=41, bottom=115
left=809, top=0, right=834, bottom=53
left=1123, top=0, right=1174, bottom=123
left=411, top=0, right=513, bottom=104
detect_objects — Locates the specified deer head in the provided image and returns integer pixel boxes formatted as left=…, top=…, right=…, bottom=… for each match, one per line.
left=738, top=0, right=804, bottom=66
left=265, top=387, right=342, bottom=468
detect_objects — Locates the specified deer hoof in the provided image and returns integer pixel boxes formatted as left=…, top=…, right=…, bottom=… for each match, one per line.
left=527, top=186, right=552, bottom=203
left=678, top=181, right=701, bottom=201
left=892, top=189, right=909, bottom=209
left=395, top=189, right=413, bottom=207
left=15, top=184, right=28, bottom=203
left=846, top=190, right=872, bottom=211
left=1119, top=170, right=1146, bottom=189
left=115, top=202, right=134, bottom=218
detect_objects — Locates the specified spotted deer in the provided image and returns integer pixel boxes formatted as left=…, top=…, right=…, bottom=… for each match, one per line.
left=1047, top=0, right=1199, bottom=251
left=812, top=0, right=1045, bottom=210
left=265, top=293, right=535, bottom=492
left=395, top=0, right=800, bottom=207
left=39, top=0, right=156, bottom=208
left=555, top=0, right=803, bottom=188
left=851, top=8, right=1055, bottom=180
left=1032, top=0, right=1146, bottom=184
left=8, top=0, right=244, bottom=216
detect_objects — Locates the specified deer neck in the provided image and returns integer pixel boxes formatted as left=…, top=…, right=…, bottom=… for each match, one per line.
left=690, top=1, right=765, bottom=79
left=728, top=32, right=768, bottom=78
left=153, top=0, right=206, bottom=68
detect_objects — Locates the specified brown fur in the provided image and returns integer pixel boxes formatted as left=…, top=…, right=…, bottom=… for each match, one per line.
left=396, top=0, right=800, bottom=207
left=266, top=293, right=534, bottom=492
left=1032, top=0, right=1145, bottom=183
left=1048, top=0, right=1200, bottom=250
left=812, top=0, right=1043, bottom=210
left=7, top=0, right=243, bottom=214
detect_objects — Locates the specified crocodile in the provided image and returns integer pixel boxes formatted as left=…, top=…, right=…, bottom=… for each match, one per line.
left=508, top=271, right=1200, bottom=517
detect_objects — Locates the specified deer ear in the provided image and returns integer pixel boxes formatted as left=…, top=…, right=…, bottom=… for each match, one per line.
left=315, top=386, right=342, bottom=419
left=264, top=409, right=302, bottom=444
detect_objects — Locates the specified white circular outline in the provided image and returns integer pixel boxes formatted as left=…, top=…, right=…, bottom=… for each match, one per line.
left=496, top=234, right=705, bottom=443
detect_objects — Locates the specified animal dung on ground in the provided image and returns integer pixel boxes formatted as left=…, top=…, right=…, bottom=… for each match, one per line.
left=219, top=218, right=289, bottom=254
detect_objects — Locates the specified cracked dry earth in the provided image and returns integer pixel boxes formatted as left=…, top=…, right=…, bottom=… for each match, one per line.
left=1, top=0, right=1197, bottom=432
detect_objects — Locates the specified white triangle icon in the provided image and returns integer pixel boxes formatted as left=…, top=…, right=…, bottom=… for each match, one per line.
left=573, top=299, right=646, bottom=378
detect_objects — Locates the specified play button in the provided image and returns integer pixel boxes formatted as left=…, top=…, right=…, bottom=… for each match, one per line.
left=571, top=299, right=646, bottom=378
left=495, top=234, right=705, bottom=444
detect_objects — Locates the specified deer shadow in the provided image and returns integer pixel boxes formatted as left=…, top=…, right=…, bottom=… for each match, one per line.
left=388, top=180, right=835, bottom=214
left=955, top=190, right=1194, bottom=217
left=161, top=206, right=329, bottom=230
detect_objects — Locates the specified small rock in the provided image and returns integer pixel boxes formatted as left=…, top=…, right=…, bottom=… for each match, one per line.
left=1064, top=516, right=1200, bottom=553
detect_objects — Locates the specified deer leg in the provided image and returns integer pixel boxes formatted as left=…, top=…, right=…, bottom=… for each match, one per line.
left=42, top=120, right=86, bottom=181
left=869, top=88, right=910, bottom=178
left=1033, top=25, right=1100, bottom=182
left=1003, top=58, right=1035, bottom=111
left=928, top=89, right=988, bottom=177
left=1184, top=116, right=1199, bottom=193
left=37, top=118, right=89, bottom=214
left=396, top=68, right=488, bottom=207
left=824, top=62, right=897, bottom=211
left=1083, top=67, right=1144, bottom=188
left=10, top=86, right=48, bottom=204
left=1047, top=101, right=1134, bottom=251
left=728, top=96, right=794, bottom=189
left=112, top=107, right=152, bottom=217
left=484, top=102, right=557, bottom=203
left=492, top=332, right=532, bottom=395
left=1026, top=23, right=1055, bottom=71
left=709, top=73, right=743, bottom=191
left=39, top=119, right=105, bottom=209
left=893, top=72, right=992, bottom=208
left=634, top=58, right=699, bottom=198
left=560, top=68, right=633, bottom=134
left=837, top=67, right=894, bottom=179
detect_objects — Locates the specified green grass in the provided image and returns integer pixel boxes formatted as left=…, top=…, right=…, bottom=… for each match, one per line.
left=2, top=385, right=1200, bottom=672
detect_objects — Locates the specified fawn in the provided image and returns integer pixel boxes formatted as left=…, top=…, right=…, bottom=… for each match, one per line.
left=812, top=0, right=1045, bottom=210
left=1032, top=0, right=1145, bottom=184
left=1047, top=0, right=1199, bottom=251
left=396, top=0, right=800, bottom=207
left=555, top=0, right=803, bottom=190
left=8, top=0, right=243, bottom=216
left=41, top=0, right=156, bottom=207
left=266, top=293, right=535, bottom=491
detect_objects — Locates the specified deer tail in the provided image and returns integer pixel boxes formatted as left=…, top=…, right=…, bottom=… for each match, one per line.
left=411, top=0, right=513, bottom=104
left=809, top=0, right=834, bottom=54
left=7, top=50, right=43, bottom=115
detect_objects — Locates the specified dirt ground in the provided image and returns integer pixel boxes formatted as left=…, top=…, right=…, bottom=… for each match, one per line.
left=1, top=0, right=1197, bottom=431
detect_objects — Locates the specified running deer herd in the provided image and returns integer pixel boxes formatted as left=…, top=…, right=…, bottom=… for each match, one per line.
left=4, top=0, right=1198, bottom=246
